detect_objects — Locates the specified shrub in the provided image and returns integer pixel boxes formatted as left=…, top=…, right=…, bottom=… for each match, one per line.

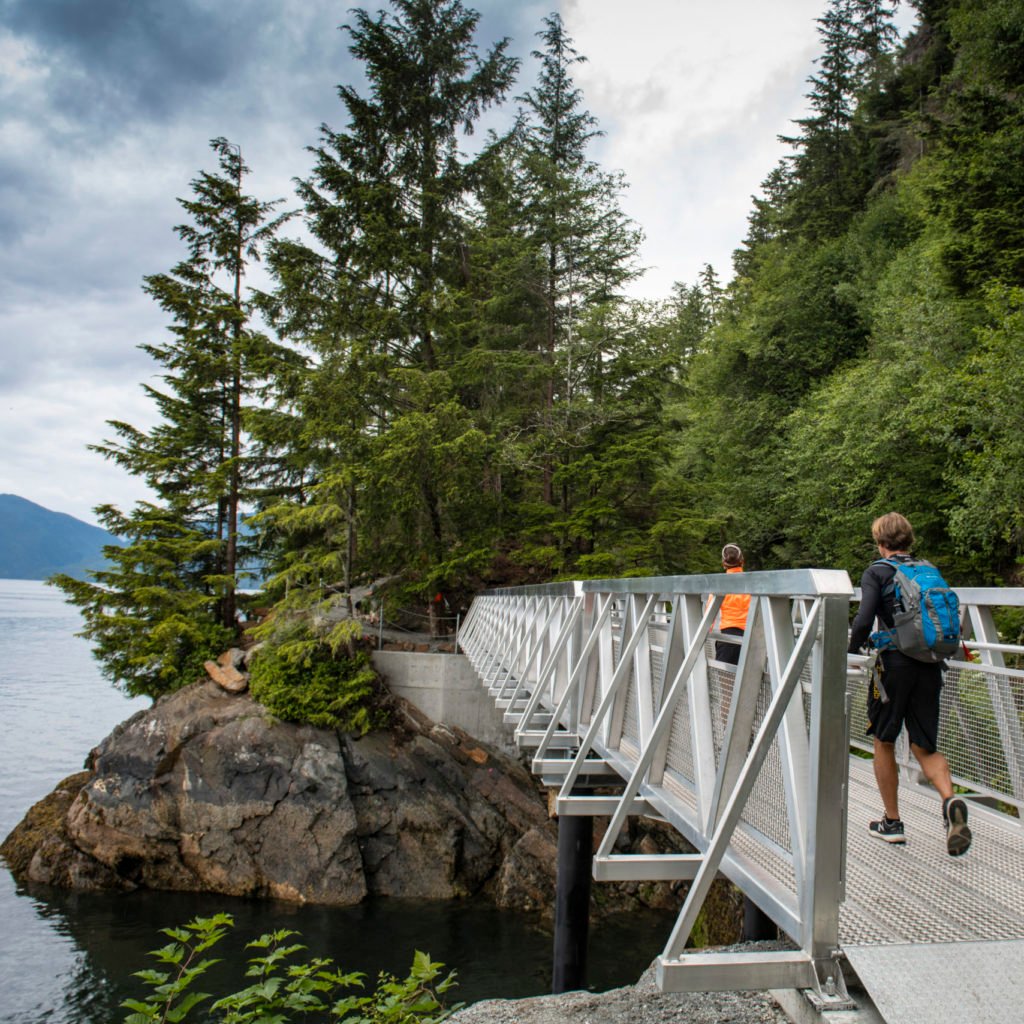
left=248, top=619, right=388, bottom=734
left=122, top=914, right=461, bottom=1023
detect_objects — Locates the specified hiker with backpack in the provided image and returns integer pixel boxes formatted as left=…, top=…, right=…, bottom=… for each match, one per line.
left=848, top=512, right=972, bottom=856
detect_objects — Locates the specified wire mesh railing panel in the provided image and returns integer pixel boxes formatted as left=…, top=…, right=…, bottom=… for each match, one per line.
left=846, top=656, right=1024, bottom=814
left=661, top=769, right=699, bottom=814
left=707, top=662, right=736, bottom=765
left=730, top=821, right=798, bottom=898
left=665, top=679, right=695, bottom=784
left=621, top=671, right=639, bottom=747
left=740, top=675, right=796, bottom=855
left=847, top=667, right=872, bottom=753
left=588, top=663, right=603, bottom=721
left=943, top=662, right=1024, bottom=806
left=649, top=626, right=667, bottom=716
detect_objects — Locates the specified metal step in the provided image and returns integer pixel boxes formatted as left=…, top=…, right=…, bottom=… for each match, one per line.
left=514, top=731, right=576, bottom=748
left=843, top=940, right=1024, bottom=1024
left=557, top=795, right=652, bottom=816
left=533, top=756, right=615, bottom=776
left=593, top=853, right=702, bottom=881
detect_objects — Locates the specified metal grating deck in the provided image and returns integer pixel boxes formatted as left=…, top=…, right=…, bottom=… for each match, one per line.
left=841, top=756, right=1024, bottom=947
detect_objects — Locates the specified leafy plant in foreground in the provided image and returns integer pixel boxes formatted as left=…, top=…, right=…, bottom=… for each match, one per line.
left=123, top=914, right=461, bottom=1024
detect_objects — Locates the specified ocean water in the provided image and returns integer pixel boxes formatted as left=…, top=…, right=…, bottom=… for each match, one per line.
left=0, top=579, right=673, bottom=1023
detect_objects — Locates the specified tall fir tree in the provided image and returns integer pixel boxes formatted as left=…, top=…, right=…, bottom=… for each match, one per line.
left=777, top=0, right=901, bottom=239
left=515, top=12, right=642, bottom=511
left=54, top=139, right=292, bottom=696
left=258, top=0, right=519, bottom=611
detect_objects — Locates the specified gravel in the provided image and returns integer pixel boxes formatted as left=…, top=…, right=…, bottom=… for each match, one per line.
left=448, top=962, right=791, bottom=1024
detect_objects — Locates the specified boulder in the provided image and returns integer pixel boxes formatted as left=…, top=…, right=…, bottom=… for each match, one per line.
left=204, top=651, right=248, bottom=693
left=61, top=682, right=365, bottom=903
left=2, top=680, right=708, bottom=923
left=2, top=681, right=553, bottom=908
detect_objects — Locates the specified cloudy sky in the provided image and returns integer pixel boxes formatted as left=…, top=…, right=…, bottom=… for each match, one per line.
left=0, top=0, right=917, bottom=526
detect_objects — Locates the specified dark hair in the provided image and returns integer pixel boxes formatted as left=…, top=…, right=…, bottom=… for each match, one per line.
left=871, top=512, right=914, bottom=552
left=721, top=543, right=744, bottom=568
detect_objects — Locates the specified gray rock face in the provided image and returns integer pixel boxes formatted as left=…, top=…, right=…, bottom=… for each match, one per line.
left=4, top=680, right=555, bottom=907
left=63, top=682, right=366, bottom=903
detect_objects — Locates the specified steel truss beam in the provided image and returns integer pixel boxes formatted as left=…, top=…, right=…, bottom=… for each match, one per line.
left=458, top=572, right=1024, bottom=1006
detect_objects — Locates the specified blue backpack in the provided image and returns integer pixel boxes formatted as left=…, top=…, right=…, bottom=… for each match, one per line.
left=870, top=558, right=961, bottom=663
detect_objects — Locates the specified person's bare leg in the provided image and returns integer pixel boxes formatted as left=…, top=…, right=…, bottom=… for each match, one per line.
left=909, top=742, right=954, bottom=802
left=873, top=738, right=900, bottom=819
left=912, top=742, right=972, bottom=854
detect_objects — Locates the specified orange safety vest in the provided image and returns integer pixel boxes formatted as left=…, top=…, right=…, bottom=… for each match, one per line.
left=719, top=566, right=750, bottom=632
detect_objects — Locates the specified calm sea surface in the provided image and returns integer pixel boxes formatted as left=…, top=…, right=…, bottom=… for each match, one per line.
left=0, top=579, right=672, bottom=1023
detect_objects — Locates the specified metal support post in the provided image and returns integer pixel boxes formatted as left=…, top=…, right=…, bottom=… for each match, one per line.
left=743, top=896, right=778, bottom=941
left=552, top=812, right=593, bottom=994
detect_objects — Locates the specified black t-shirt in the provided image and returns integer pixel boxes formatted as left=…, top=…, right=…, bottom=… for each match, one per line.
left=848, top=555, right=910, bottom=653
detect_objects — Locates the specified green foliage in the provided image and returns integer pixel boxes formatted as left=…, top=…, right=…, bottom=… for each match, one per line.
left=652, top=0, right=1024, bottom=582
left=248, top=619, right=385, bottom=734
left=71, top=0, right=1024, bottom=670
left=947, top=286, right=1024, bottom=572
left=123, top=915, right=461, bottom=1024
left=52, top=503, right=235, bottom=698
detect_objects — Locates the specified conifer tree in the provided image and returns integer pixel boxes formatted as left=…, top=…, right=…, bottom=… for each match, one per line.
left=258, top=0, right=519, bottom=607
left=515, top=12, right=642, bottom=509
left=54, top=139, right=291, bottom=696
left=781, top=0, right=902, bottom=238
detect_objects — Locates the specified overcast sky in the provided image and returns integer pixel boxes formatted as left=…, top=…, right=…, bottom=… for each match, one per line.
left=0, top=0, right=917, bottom=527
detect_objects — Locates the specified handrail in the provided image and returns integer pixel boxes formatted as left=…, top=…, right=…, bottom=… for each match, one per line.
left=460, top=571, right=1024, bottom=1003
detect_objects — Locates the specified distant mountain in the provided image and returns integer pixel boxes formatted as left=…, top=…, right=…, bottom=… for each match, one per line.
left=0, top=494, right=119, bottom=580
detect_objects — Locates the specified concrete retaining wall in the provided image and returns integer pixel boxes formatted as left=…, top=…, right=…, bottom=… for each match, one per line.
left=371, top=651, right=513, bottom=748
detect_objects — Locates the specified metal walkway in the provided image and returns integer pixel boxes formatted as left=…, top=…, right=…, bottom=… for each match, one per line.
left=457, top=573, right=1024, bottom=1023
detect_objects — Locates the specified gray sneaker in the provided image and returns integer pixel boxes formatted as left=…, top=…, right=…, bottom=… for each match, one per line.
left=944, top=797, right=972, bottom=856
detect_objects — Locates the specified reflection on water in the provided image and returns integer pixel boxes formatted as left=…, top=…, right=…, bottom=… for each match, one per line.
left=0, top=580, right=674, bottom=1023
left=5, top=880, right=674, bottom=1023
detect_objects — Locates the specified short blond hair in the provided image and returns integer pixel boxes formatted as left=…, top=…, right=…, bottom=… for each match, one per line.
left=872, top=512, right=915, bottom=551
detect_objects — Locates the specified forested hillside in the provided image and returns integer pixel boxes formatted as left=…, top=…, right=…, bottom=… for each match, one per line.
left=0, top=495, right=117, bottom=580
left=668, top=0, right=1024, bottom=587
left=55, top=0, right=1024, bottom=697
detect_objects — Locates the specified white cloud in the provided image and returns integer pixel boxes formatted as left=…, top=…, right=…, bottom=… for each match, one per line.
left=563, top=0, right=918, bottom=296
left=0, top=375, right=157, bottom=527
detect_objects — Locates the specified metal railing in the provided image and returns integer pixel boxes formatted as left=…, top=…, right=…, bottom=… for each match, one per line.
left=458, top=572, right=1024, bottom=1003
left=459, top=570, right=854, bottom=1002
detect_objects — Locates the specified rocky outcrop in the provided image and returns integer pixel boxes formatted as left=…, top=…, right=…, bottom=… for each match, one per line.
left=2, top=680, right=563, bottom=907
left=2, top=678, right=733, bottom=928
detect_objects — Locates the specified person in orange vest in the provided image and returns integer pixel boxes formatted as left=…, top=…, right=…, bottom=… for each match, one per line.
left=716, top=543, right=750, bottom=665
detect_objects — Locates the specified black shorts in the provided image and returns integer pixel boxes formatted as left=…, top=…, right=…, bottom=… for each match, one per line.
left=866, top=650, right=943, bottom=751
left=716, top=627, right=744, bottom=665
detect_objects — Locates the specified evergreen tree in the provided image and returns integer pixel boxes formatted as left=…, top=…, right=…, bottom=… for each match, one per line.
left=732, top=163, right=795, bottom=276
left=781, top=0, right=901, bottom=238
left=258, top=0, right=519, bottom=610
left=54, top=139, right=291, bottom=696
left=515, top=12, right=642, bottom=509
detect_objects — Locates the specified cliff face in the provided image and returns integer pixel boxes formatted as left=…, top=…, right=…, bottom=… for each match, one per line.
left=2, top=680, right=558, bottom=909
